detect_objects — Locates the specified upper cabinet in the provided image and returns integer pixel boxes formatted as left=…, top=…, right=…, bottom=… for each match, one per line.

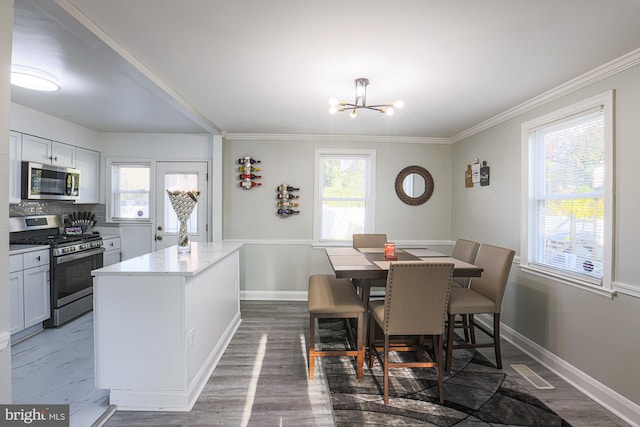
left=9, top=131, right=22, bottom=204
left=22, top=134, right=75, bottom=168
left=75, top=147, right=100, bottom=204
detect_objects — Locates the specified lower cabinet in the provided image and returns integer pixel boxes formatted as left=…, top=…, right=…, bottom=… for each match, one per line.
left=10, top=249, right=51, bottom=336
left=103, top=236, right=122, bottom=266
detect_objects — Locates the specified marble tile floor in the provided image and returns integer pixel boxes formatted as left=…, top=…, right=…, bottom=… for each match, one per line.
left=11, top=312, right=110, bottom=427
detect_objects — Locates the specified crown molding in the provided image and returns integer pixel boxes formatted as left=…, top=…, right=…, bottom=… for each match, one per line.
left=222, top=132, right=450, bottom=144
left=450, top=48, right=640, bottom=143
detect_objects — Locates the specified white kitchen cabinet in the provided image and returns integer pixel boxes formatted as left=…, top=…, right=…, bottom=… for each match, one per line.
left=22, top=133, right=75, bottom=168
left=9, top=254, right=24, bottom=334
left=75, top=147, right=100, bottom=204
left=102, top=236, right=122, bottom=266
left=10, top=249, right=51, bottom=335
left=9, top=131, right=22, bottom=204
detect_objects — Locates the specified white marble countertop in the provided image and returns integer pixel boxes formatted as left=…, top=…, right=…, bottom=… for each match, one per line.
left=9, top=244, right=48, bottom=255
left=91, top=241, right=243, bottom=277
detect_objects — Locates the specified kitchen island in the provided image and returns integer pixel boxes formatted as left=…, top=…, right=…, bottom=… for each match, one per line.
left=91, top=241, right=242, bottom=411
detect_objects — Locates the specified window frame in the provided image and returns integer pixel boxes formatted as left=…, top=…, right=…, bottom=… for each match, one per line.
left=313, top=148, right=376, bottom=245
left=520, top=91, right=614, bottom=295
left=106, top=158, right=154, bottom=223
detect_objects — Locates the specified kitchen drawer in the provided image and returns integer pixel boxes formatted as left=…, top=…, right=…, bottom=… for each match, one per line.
left=103, top=236, right=121, bottom=251
left=10, top=254, right=23, bottom=273
left=23, top=249, right=50, bottom=269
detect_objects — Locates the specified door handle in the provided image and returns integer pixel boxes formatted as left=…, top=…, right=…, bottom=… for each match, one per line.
left=157, top=226, right=163, bottom=231
left=156, top=235, right=163, bottom=241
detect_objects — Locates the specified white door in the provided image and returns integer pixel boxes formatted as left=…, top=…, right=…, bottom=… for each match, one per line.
left=155, top=161, right=208, bottom=250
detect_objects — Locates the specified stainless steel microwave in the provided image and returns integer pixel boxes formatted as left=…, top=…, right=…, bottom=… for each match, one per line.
left=21, top=161, right=80, bottom=201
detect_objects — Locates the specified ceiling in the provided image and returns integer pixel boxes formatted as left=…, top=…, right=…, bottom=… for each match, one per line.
left=10, top=0, right=640, bottom=138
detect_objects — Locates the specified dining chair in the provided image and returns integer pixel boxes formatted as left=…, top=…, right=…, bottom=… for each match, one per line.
left=352, top=233, right=387, bottom=249
left=308, top=274, right=365, bottom=380
left=450, top=238, right=480, bottom=288
left=352, top=233, right=388, bottom=295
left=444, top=244, right=515, bottom=373
left=368, top=261, right=454, bottom=404
left=449, top=238, right=480, bottom=342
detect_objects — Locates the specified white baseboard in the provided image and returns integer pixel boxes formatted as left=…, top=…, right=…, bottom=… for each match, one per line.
left=475, top=314, right=640, bottom=427
left=241, top=290, right=307, bottom=301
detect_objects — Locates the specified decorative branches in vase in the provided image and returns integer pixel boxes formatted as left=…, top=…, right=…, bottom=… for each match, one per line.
left=166, top=190, right=201, bottom=253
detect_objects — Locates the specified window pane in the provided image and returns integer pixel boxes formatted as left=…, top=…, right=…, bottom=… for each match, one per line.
left=112, top=164, right=150, bottom=219
left=164, top=173, right=199, bottom=233
left=532, top=197, right=604, bottom=279
left=322, top=158, right=366, bottom=198
left=529, top=108, right=605, bottom=282
left=321, top=201, right=365, bottom=240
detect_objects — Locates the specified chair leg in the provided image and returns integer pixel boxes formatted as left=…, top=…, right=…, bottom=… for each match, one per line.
left=445, top=313, right=455, bottom=373
left=469, top=314, right=477, bottom=344
left=383, top=335, right=390, bottom=405
left=436, top=334, right=444, bottom=404
left=368, top=313, right=376, bottom=369
left=461, top=314, right=470, bottom=342
left=356, top=312, right=364, bottom=379
left=493, top=313, right=502, bottom=369
left=309, top=315, right=315, bottom=379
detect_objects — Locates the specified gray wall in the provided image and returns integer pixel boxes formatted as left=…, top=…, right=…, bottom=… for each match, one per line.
left=223, top=137, right=453, bottom=292
left=451, top=63, right=640, bottom=406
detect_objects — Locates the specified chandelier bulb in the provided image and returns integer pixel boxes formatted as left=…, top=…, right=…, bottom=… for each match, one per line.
left=350, top=109, right=357, bottom=119
left=329, top=106, right=338, bottom=114
left=385, top=107, right=394, bottom=116
left=328, top=97, right=339, bottom=107
left=394, top=100, right=404, bottom=109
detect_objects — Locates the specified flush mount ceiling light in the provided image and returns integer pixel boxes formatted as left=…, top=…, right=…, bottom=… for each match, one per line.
left=10, top=65, right=61, bottom=92
left=329, top=78, right=403, bottom=118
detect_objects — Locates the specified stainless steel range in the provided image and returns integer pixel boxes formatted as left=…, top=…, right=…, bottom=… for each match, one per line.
left=10, top=215, right=104, bottom=327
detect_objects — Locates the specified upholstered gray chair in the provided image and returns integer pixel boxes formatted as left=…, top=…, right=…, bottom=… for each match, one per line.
left=450, top=238, right=480, bottom=288
left=352, top=234, right=388, bottom=295
left=445, top=244, right=515, bottom=373
left=352, top=233, right=387, bottom=249
left=308, top=274, right=365, bottom=380
left=368, top=262, right=454, bottom=404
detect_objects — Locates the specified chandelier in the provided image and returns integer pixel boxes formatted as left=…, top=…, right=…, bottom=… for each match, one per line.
left=329, top=78, right=403, bottom=118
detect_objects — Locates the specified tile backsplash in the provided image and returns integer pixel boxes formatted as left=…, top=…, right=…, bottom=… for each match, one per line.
left=10, top=201, right=115, bottom=231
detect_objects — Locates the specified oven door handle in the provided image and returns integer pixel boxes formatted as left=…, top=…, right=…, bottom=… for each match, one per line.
left=55, top=247, right=105, bottom=265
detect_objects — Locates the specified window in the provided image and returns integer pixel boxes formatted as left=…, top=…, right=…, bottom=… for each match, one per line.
left=521, top=91, right=613, bottom=293
left=109, top=162, right=151, bottom=221
left=314, top=149, right=375, bottom=243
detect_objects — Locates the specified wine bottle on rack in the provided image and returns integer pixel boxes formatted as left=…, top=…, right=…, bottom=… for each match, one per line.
left=237, top=166, right=261, bottom=173
left=238, top=158, right=261, bottom=165
left=277, top=201, right=299, bottom=208
left=276, top=185, right=300, bottom=192
left=277, top=208, right=300, bottom=215
left=239, top=181, right=262, bottom=189
left=276, top=193, right=299, bottom=199
left=238, top=173, right=262, bottom=180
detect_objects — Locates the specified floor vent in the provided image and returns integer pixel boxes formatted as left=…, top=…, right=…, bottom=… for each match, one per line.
left=511, top=364, right=555, bottom=390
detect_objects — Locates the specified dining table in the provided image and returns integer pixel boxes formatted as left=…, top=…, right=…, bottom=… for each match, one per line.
left=325, top=246, right=483, bottom=310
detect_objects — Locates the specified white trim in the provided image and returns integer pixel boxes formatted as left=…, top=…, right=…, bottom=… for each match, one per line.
left=226, top=238, right=314, bottom=245
left=241, top=290, right=307, bottom=301
left=474, top=314, right=640, bottom=427
left=224, top=239, right=455, bottom=247
left=451, top=48, right=640, bottom=143
left=0, top=332, right=10, bottom=352
left=612, top=281, right=640, bottom=299
left=223, top=133, right=449, bottom=144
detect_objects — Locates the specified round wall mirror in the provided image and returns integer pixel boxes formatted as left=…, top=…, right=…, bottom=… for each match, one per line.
left=394, top=166, right=434, bottom=205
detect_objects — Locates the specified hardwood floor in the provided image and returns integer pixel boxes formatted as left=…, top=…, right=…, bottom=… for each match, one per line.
left=103, top=300, right=629, bottom=426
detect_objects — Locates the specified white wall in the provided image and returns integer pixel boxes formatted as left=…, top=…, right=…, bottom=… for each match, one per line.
left=223, top=136, right=453, bottom=293
left=0, top=0, right=14, bottom=404
left=451, top=63, right=640, bottom=410
left=10, top=102, right=101, bottom=151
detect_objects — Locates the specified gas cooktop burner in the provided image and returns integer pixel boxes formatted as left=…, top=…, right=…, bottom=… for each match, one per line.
left=10, top=233, right=101, bottom=246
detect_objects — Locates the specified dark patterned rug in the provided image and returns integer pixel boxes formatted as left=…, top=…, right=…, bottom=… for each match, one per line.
left=318, top=320, right=572, bottom=426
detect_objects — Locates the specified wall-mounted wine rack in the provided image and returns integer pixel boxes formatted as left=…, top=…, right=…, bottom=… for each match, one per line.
left=276, top=184, right=300, bottom=216
left=238, top=156, right=262, bottom=189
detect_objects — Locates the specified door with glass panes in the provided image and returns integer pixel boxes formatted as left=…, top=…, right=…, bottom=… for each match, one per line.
left=155, top=161, right=208, bottom=251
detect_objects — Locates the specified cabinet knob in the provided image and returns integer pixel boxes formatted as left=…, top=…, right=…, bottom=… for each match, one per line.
left=53, top=156, right=58, bottom=161
left=36, top=256, right=41, bottom=261
left=109, top=242, right=114, bottom=247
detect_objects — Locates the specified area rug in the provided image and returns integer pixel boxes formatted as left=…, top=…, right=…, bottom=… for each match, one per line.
left=318, top=320, right=571, bottom=426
